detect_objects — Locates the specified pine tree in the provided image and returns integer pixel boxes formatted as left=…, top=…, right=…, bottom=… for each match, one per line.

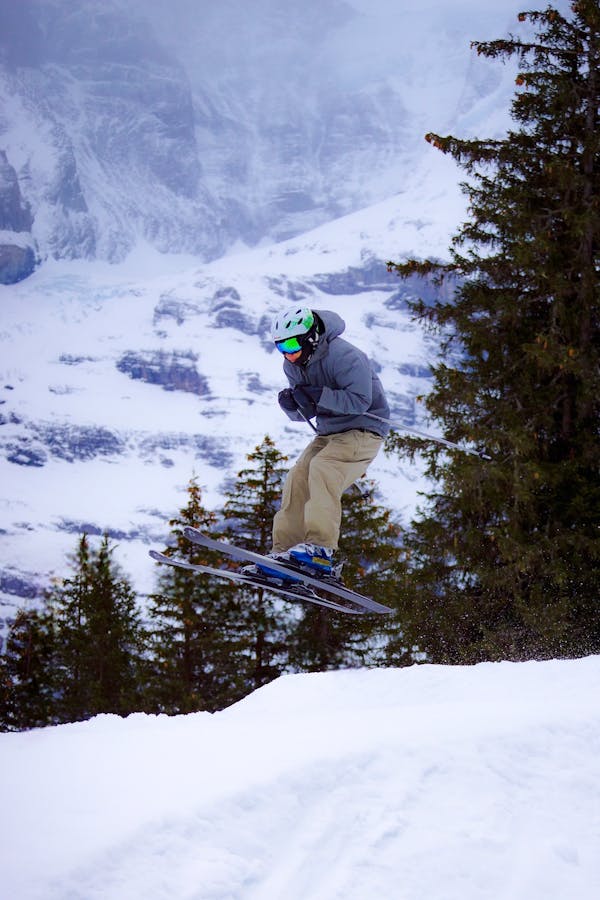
left=49, top=534, right=146, bottom=721
left=0, top=608, right=55, bottom=731
left=386, top=3, right=600, bottom=662
left=222, top=435, right=287, bottom=552
left=288, top=480, right=408, bottom=671
left=147, top=477, right=244, bottom=713
left=221, top=436, right=293, bottom=691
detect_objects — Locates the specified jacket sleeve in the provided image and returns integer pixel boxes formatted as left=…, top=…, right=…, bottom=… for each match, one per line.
left=318, top=343, right=373, bottom=415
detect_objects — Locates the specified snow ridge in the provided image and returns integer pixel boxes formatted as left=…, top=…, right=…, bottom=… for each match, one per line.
left=1, top=656, right=599, bottom=899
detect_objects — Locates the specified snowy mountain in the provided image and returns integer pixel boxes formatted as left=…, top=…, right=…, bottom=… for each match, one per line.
left=1, top=656, right=599, bottom=899
left=0, top=0, right=568, bottom=629
left=0, top=0, right=526, bottom=280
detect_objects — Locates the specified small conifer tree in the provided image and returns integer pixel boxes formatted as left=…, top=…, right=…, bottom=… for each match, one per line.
left=0, top=608, right=55, bottom=731
left=48, top=534, right=146, bottom=721
left=147, top=477, right=244, bottom=713
left=222, top=436, right=293, bottom=690
left=288, top=480, right=407, bottom=671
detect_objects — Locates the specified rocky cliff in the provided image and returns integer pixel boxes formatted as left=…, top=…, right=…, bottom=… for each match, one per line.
left=0, top=0, right=520, bottom=282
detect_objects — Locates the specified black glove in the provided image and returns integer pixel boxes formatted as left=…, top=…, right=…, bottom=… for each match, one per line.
left=278, top=388, right=298, bottom=413
left=292, top=385, right=322, bottom=419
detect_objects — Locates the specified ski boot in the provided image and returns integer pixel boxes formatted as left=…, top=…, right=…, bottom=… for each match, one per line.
left=288, top=543, right=344, bottom=583
left=241, top=545, right=343, bottom=583
left=241, top=550, right=299, bottom=582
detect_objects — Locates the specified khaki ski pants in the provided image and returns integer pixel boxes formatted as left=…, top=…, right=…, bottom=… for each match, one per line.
left=272, top=429, right=383, bottom=552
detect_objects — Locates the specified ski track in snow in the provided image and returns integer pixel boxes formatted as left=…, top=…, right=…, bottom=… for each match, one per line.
left=1, top=657, right=599, bottom=900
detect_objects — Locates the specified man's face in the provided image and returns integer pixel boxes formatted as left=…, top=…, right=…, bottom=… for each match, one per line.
left=275, top=335, right=305, bottom=365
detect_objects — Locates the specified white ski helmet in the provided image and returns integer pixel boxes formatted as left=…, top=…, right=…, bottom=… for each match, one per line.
left=271, top=306, right=321, bottom=364
left=271, top=306, right=315, bottom=343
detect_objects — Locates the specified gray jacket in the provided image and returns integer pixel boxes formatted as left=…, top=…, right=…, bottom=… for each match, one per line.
left=281, top=310, right=390, bottom=437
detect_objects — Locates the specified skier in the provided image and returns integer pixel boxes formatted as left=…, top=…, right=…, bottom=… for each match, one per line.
left=260, top=305, right=390, bottom=579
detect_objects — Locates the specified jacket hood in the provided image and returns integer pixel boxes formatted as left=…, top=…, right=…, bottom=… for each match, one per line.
left=303, top=309, right=344, bottom=365
left=316, top=309, right=345, bottom=341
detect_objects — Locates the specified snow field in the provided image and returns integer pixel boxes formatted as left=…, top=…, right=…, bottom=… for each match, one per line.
left=1, top=656, right=599, bottom=899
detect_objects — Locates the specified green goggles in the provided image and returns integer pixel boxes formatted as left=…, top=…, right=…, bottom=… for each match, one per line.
left=275, top=336, right=304, bottom=354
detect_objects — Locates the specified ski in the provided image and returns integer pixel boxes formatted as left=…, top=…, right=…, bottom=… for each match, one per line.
left=149, top=549, right=367, bottom=615
left=182, top=527, right=393, bottom=615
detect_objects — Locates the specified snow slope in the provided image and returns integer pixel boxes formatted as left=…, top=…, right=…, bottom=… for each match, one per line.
left=1, top=656, right=599, bottom=900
